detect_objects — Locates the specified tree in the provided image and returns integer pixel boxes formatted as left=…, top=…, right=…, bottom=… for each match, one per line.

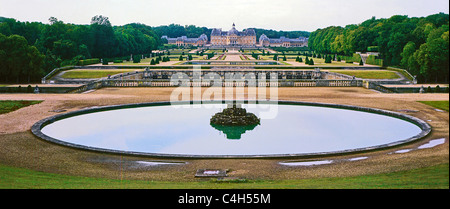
left=308, top=58, right=314, bottom=65
left=90, top=15, right=116, bottom=58
left=325, top=55, right=332, bottom=63
left=90, top=15, right=111, bottom=26
left=0, top=34, right=44, bottom=83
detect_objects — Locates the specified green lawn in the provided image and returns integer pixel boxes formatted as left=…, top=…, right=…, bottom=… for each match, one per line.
left=0, top=100, right=42, bottom=115
left=418, top=101, right=449, bottom=112
left=61, top=70, right=141, bottom=79
left=0, top=163, right=447, bottom=189
left=328, top=70, right=400, bottom=79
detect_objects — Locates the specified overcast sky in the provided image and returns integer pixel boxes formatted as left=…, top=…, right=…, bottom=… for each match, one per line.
left=0, top=0, right=448, bottom=31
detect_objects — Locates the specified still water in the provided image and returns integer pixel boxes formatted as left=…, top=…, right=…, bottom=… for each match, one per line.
left=41, top=103, right=422, bottom=156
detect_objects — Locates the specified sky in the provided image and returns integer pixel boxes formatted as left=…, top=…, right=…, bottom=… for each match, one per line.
left=0, top=0, right=449, bottom=32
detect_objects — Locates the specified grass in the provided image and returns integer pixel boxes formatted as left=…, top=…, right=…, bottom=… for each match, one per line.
left=61, top=70, right=142, bottom=79
left=0, top=163, right=447, bottom=189
left=327, top=70, right=400, bottom=79
left=418, top=101, right=449, bottom=112
left=0, top=100, right=42, bottom=115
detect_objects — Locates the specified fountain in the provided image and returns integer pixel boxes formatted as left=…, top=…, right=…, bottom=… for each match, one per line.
left=210, top=103, right=260, bottom=126
left=33, top=101, right=429, bottom=158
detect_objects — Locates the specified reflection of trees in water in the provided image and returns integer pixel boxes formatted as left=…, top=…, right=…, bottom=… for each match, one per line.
left=210, top=123, right=259, bottom=140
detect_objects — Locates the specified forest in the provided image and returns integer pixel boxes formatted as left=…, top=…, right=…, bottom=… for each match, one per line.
left=308, top=13, right=449, bottom=83
left=0, top=13, right=449, bottom=83
left=0, top=15, right=161, bottom=83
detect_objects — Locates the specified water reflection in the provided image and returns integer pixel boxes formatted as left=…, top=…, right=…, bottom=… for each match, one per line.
left=41, top=103, right=423, bottom=156
left=210, top=124, right=259, bottom=139
left=210, top=103, right=261, bottom=139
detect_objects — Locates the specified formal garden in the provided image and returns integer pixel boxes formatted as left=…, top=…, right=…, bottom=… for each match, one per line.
left=0, top=13, right=448, bottom=190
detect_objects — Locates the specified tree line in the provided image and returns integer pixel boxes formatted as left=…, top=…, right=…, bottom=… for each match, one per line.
left=0, top=15, right=161, bottom=83
left=308, top=13, right=449, bottom=83
left=154, top=24, right=311, bottom=43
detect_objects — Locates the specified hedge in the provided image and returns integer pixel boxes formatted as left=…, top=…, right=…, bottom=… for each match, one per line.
left=78, top=58, right=100, bottom=66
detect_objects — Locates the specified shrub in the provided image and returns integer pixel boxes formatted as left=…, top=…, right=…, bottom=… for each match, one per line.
left=299, top=57, right=303, bottom=62
left=435, top=85, right=441, bottom=93
left=79, top=58, right=100, bottom=66
left=359, top=59, right=364, bottom=65
left=325, top=55, right=332, bottom=63
left=367, top=46, right=379, bottom=52
left=150, top=59, right=155, bottom=65
left=308, top=59, right=314, bottom=65
left=102, top=59, right=108, bottom=65
left=132, top=55, right=141, bottom=63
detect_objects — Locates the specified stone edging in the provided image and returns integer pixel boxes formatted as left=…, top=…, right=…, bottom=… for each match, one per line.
left=31, top=100, right=432, bottom=159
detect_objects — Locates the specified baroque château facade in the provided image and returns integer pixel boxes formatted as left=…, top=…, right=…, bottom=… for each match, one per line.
left=161, top=23, right=308, bottom=47
left=210, top=23, right=256, bottom=46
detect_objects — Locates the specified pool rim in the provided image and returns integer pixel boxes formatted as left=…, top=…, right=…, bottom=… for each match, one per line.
left=31, top=100, right=432, bottom=159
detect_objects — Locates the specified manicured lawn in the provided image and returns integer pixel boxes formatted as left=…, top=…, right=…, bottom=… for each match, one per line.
left=328, top=70, right=400, bottom=79
left=0, top=163, right=447, bottom=189
left=418, top=101, right=449, bottom=112
left=0, top=100, right=42, bottom=115
left=61, top=70, right=141, bottom=79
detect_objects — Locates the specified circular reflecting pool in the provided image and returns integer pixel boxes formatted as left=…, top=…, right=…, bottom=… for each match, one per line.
left=34, top=101, right=429, bottom=158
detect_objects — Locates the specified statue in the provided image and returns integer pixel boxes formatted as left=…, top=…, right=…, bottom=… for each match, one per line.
left=33, top=85, right=40, bottom=94
left=210, top=103, right=260, bottom=126
left=210, top=102, right=261, bottom=139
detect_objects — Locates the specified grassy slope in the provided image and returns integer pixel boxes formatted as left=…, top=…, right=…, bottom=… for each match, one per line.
left=328, top=70, right=400, bottom=79
left=418, top=101, right=449, bottom=112
left=60, top=70, right=140, bottom=79
left=0, top=163, right=447, bottom=189
left=0, top=100, right=42, bottom=114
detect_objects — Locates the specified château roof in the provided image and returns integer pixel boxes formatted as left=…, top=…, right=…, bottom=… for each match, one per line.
left=259, top=34, right=309, bottom=43
left=211, top=24, right=256, bottom=37
left=161, top=34, right=208, bottom=43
